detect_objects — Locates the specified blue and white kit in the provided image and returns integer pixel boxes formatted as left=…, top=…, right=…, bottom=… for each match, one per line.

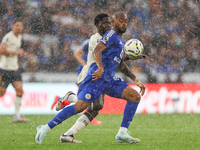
left=77, top=30, right=129, bottom=102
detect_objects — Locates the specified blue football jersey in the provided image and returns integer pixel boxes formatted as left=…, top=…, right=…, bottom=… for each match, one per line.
left=87, top=29, right=125, bottom=81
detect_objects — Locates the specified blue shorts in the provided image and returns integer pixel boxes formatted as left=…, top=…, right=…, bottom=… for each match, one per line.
left=77, top=75, right=129, bottom=102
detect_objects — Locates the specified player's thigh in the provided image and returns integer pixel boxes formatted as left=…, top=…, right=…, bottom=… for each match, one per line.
left=12, top=81, right=23, bottom=95
left=0, top=87, right=7, bottom=97
left=104, top=76, right=141, bottom=102
left=121, top=86, right=141, bottom=102
left=0, top=69, right=11, bottom=96
left=78, top=76, right=106, bottom=102
left=104, top=76, right=129, bottom=99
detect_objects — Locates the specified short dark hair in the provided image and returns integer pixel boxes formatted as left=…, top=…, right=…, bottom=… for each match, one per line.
left=12, top=18, right=23, bottom=25
left=94, top=13, right=109, bottom=25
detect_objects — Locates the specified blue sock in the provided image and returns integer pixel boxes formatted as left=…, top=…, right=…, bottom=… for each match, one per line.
left=121, top=101, right=139, bottom=128
left=48, top=105, right=77, bottom=129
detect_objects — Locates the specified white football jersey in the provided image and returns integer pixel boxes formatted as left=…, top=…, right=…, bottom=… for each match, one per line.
left=77, top=33, right=102, bottom=84
left=0, top=31, right=22, bottom=70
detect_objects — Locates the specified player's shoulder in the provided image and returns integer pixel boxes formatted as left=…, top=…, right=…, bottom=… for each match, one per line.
left=2, top=31, right=13, bottom=43
left=3, top=31, right=13, bottom=38
left=89, top=33, right=101, bottom=43
left=104, top=29, right=116, bottom=37
left=101, top=30, right=118, bottom=44
left=90, top=33, right=101, bottom=39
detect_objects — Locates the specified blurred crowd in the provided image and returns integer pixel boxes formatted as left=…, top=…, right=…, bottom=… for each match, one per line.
left=0, top=0, right=200, bottom=82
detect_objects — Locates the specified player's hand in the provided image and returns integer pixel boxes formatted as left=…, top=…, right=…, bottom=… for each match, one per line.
left=16, top=49, right=27, bottom=57
left=92, top=67, right=104, bottom=81
left=125, top=54, right=147, bottom=61
left=134, top=78, right=146, bottom=96
left=136, top=54, right=147, bottom=59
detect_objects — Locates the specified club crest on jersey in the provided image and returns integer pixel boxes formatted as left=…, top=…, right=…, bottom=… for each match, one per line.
left=85, top=93, right=91, bottom=99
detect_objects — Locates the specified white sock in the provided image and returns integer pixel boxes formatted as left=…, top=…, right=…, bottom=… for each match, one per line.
left=68, top=94, right=78, bottom=103
left=44, top=124, right=51, bottom=132
left=64, top=114, right=90, bottom=135
left=14, top=96, right=22, bottom=118
left=118, top=127, right=128, bottom=133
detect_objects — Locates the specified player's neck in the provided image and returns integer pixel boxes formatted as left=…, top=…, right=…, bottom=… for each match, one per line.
left=13, top=31, right=19, bottom=37
left=113, top=29, right=122, bottom=37
left=115, top=30, right=122, bottom=37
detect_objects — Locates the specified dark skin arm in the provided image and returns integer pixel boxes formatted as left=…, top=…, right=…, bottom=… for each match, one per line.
left=92, top=41, right=107, bottom=81
left=123, top=54, right=147, bottom=61
left=73, top=48, right=87, bottom=66
left=117, top=59, right=146, bottom=96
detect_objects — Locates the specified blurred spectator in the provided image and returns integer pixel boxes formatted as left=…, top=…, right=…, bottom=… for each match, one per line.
left=25, top=47, right=39, bottom=72
left=0, top=0, right=199, bottom=83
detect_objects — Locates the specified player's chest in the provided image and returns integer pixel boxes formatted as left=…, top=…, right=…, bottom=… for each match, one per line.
left=8, top=36, right=21, bottom=50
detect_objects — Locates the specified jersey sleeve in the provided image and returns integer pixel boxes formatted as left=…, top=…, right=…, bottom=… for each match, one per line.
left=100, top=30, right=117, bottom=48
left=1, top=34, right=10, bottom=45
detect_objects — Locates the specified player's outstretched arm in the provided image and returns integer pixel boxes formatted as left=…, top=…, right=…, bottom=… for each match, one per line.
left=124, top=54, right=147, bottom=61
left=118, top=59, right=146, bottom=96
left=92, top=41, right=107, bottom=81
left=73, top=48, right=87, bottom=66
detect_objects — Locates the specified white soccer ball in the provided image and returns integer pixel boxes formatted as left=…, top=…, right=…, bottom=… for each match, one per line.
left=124, top=39, right=144, bottom=57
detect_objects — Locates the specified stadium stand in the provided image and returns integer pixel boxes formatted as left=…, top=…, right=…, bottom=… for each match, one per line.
left=0, top=0, right=200, bottom=83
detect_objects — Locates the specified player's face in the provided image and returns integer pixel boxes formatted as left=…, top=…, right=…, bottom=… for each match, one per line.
left=114, top=14, right=128, bottom=34
left=12, top=22, right=24, bottom=35
left=97, top=17, right=111, bottom=36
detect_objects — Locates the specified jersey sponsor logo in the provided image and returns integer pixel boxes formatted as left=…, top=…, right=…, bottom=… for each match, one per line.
left=114, top=48, right=124, bottom=64
left=114, top=56, right=121, bottom=63
left=85, top=93, right=91, bottom=100
left=120, top=48, right=124, bottom=59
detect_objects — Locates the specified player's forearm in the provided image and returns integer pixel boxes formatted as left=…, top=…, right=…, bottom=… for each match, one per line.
left=94, top=46, right=104, bottom=69
left=0, top=49, right=18, bottom=56
left=124, top=55, right=146, bottom=61
left=124, top=55, right=137, bottom=61
left=118, top=61, right=136, bottom=81
left=94, top=50, right=103, bottom=69
left=74, top=54, right=86, bottom=66
left=73, top=50, right=86, bottom=66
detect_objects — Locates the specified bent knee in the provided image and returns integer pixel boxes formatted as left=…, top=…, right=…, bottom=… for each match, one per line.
left=134, top=93, right=141, bottom=102
left=93, top=104, right=103, bottom=111
left=16, top=89, right=23, bottom=96
left=128, top=92, right=141, bottom=102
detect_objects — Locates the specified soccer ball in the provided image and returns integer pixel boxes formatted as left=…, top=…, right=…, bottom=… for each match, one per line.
left=124, top=39, right=144, bottom=57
